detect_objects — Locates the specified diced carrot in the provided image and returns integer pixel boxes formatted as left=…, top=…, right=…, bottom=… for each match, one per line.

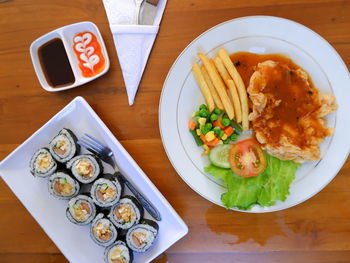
left=200, top=134, right=207, bottom=143
left=188, top=120, right=196, bottom=130
left=224, top=126, right=234, bottom=137
left=213, top=117, right=225, bottom=129
left=206, top=137, right=220, bottom=147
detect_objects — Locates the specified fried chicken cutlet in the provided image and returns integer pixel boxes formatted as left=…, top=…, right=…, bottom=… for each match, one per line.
left=247, top=60, right=337, bottom=163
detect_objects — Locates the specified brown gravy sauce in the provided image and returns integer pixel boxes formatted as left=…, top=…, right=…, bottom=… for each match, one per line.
left=230, top=52, right=327, bottom=148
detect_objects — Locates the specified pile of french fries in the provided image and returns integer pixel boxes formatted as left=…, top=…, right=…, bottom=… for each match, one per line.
left=191, top=48, right=249, bottom=131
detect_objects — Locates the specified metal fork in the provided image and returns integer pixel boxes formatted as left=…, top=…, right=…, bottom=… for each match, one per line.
left=78, top=133, right=162, bottom=221
left=134, top=0, right=144, bottom=24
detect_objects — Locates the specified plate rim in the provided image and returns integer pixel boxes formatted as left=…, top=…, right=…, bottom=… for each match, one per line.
left=159, top=15, right=350, bottom=213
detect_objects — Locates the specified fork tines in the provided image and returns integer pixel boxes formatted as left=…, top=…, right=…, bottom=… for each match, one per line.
left=77, top=133, right=111, bottom=157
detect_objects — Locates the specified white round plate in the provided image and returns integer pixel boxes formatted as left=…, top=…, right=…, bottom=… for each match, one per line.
left=159, top=16, right=350, bottom=213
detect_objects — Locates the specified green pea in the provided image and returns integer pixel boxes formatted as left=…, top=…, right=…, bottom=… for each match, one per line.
left=230, top=134, right=238, bottom=141
left=214, top=108, right=222, bottom=115
left=210, top=113, right=218, bottom=122
left=205, top=123, right=212, bottom=130
left=221, top=118, right=230, bottom=127
left=199, top=109, right=209, bottom=117
left=201, top=127, right=210, bottom=135
left=223, top=139, right=229, bottom=144
left=199, top=104, right=208, bottom=111
left=219, top=130, right=225, bottom=137
left=213, top=127, right=221, bottom=135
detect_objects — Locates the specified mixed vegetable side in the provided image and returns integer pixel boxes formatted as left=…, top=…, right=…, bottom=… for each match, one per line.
left=189, top=104, right=241, bottom=153
left=189, top=103, right=300, bottom=210
left=189, top=104, right=267, bottom=178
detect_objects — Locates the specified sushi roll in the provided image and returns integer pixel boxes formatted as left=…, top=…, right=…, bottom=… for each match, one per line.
left=48, top=171, right=80, bottom=199
left=66, top=195, right=96, bottom=225
left=90, top=174, right=123, bottom=207
left=104, top=240, right=133, bottom=263
left=66, top=154, right=102, bottom=184
left=30, top=148, right=57, bottom=178
left=108, top=196, right=143, bottom=230
left=49, top=128, right=80, bottom=163
left=126, top=219, right=159, bottom=253
left=90, top=213, right=118, bottom=247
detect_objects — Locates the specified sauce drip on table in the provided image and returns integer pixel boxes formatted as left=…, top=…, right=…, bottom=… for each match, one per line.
left=38, top=38, right=75, bottom=88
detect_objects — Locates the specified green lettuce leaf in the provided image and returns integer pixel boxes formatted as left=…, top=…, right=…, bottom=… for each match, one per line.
left=204, top=154, right=300, bottom=210
left=258, top=155, right=300, bottom=207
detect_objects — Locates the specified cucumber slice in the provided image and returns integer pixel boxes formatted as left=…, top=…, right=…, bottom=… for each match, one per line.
left=209, top=144, right=231, bottom=169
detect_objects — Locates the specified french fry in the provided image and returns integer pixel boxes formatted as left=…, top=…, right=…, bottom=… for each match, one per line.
left=214, top=56, right=242, bottom=123
left=198, top=53, right=234, bottom=119
left=200, top=66, right=224, bottom=110
left=219, top=48, right=249, bottom=130
left=191, top=63, right=215, bottom=112
left=226, top=79, right=242, bottom=123
left=213, top=56, right=230, bottom=82
left=209, top=59, right=235, bottom=120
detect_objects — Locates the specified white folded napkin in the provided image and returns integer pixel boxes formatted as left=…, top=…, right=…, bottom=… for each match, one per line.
left=102, top=0, right=167, bottom=105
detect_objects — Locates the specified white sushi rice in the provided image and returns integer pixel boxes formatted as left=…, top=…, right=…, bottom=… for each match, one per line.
left=90, top=213, right=118, bottom=247
left=66, top=195, right=96, bottom=225
left=30, top=148, right=57, bottom=178
left=104, top=241, right=131, bottom=263
left=49, top=128, right=78, bottom=163
left=90, top=178, right=122, bottom=207
left=66, top=154, right=101, bottom=184
left=48, top=171, right=80, bottom=200
left=126, top=223, right=158, bottom=252
left=108, top=197, right=141, bottom=230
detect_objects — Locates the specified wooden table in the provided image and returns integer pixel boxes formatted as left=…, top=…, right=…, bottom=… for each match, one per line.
left=1, top=0, right=349, bottom=262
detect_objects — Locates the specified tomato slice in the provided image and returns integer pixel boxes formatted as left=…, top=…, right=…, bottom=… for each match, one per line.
left=229, top=138, right=266, bottom=177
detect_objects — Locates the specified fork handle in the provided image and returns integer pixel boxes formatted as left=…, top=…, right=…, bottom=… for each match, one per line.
left=117, top=172, right=162, bottom=221
left=134, top=0, right=143, bottom=24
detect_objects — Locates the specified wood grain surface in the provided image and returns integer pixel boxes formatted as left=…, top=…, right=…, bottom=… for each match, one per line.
left=0, top=0, right=349, bottom=262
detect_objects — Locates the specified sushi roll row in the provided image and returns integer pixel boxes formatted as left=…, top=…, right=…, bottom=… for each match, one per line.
left=29, top=128, right=79, bottom=178
left=30, top=128, right=103, bottom=182
left=103, top=219, right=159, bottom=263
left=29, top=128, right=159, bottom=262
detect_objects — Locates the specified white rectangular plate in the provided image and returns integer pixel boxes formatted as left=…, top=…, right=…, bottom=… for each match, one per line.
left=0, top=96, right=188, bottom=263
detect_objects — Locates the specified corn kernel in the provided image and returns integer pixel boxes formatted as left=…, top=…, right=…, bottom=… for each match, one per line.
left=205, top=131, right=215, bottom=141
left=198, top=117, right=206, bottom=128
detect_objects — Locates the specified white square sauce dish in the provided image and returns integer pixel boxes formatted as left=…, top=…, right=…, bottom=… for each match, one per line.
left=30, top=22, right=110, bottom=92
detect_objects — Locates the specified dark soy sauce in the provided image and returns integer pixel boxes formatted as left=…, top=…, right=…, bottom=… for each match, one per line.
left=38, top=38, right=75, bottom=87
